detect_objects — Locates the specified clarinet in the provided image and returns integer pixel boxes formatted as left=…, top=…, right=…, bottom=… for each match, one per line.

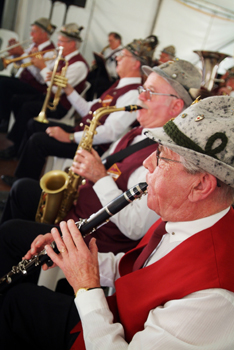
left=0, top=182, right=148, bottom=292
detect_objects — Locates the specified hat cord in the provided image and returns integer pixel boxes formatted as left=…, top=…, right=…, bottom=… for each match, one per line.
left=163, top=120, right=228, bottom=159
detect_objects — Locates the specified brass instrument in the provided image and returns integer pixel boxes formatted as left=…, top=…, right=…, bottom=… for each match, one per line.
left=34, top=46, right=68, bottom=124
left=194, top=50, right=230, bottom=91
left=35, top=104, right=142, bottom=224
left=0, top=48, right=56, bottom=71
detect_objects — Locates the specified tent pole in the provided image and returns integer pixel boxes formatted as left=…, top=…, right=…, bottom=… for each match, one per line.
left=149, top=0, right=163, bottom=34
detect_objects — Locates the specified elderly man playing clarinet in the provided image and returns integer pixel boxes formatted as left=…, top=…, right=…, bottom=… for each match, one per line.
left=1, top=95, right=234, bottom=349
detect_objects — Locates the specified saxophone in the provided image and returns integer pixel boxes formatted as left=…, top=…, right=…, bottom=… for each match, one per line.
left=35, top=104, right=142, bottom=224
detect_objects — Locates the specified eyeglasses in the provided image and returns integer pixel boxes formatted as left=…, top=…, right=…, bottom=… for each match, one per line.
left=57, top=39, right=71, bottom=44
left=156, top=147, right=182, bottom=167
left=138, top=86, right=179, bottom=101
left=117, top=51, right=134, bottom=59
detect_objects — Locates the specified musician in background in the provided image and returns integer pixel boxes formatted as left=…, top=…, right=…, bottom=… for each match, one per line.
left=0, top=23, right=89, bottom=161
left=2, top=95, right=234, bottom=349
left=1, top=35, right=158, bottom=186
left=153, top=44, right=176, bottom=66
left=86, top=32, right=123, bottom=100
left=0, top=59, right=201, bottom=287
left=0, top=17, right=56, bottom=132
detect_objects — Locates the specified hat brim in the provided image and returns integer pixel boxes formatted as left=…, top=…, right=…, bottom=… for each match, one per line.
left=142, top=65, right=193, bottom=107
left=144, top=128, right=234, bottom=188
left=59, top=30, right=82, bottom=42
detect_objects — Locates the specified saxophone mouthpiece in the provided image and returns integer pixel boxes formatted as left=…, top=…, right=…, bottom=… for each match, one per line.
left=125, top=105, right=143, bottom=112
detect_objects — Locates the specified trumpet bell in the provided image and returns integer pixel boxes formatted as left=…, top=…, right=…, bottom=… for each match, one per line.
left=34, top=111, right=49, bottom=123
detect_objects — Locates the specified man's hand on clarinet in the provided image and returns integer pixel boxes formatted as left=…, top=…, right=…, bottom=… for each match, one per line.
left=45, top=220, right=100, bottom=294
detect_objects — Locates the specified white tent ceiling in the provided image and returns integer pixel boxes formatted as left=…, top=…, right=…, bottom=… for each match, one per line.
left=3, top=0, right=234, bottom=74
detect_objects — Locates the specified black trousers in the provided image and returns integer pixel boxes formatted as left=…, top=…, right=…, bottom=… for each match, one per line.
left=0, top=76, right=42, bottom=123
left=8, top=94, right=68, bottom=150
left=0, top=282, right=80, bottom=350
left=0, top=178, right=80, bottom=349
left=15, top=123, right=76, bottom=180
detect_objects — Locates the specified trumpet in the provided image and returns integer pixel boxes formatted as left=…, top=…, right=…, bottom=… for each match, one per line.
left=0, top=48, right=57, bottom=71
left=34, top=46, right=68, bottom=123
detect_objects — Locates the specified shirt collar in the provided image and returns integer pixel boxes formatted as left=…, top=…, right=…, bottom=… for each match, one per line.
left=38, top=40, right=52, bottom=51
left=65, top=49, right=79, bottom=60
left=166, top=207, right=230, bottom=243
left=117, top=77, right=141, bottom=88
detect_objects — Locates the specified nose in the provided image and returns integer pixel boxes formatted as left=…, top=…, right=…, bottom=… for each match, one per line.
left=138, top=89, right=147, bottom=102
left=143, top=151, right=157, bottom=173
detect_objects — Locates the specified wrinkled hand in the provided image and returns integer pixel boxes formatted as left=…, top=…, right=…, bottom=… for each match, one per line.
left=53, top=74, right=68, bottom=88
left=31, top=55, right=46, bottom=70
left=46, top=126, right=71, bottom=142
left=23, top=233, right=56, bottom=270
left=45, top=220, right=100, bottom=294
left=8, top=39, right=24, bottom=56
left=71, top=148, right=107, bottom=183
left=217, top=86, right=232, bottom=96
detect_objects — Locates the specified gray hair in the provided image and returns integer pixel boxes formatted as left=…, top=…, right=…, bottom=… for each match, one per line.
left=180, top=155, right=234, bottom=203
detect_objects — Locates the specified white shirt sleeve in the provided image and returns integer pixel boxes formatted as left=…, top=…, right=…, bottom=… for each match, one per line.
left=98, top=251, right=124, bottom=287
left=40, top=60, right=88, bottom=93
left=67, top=89, right=95, bottom=117
left=93, top=166, right=159, bottom=241
left=73, top=89, right=139, bottom=145
left=75, top=288, right=234, bottom=349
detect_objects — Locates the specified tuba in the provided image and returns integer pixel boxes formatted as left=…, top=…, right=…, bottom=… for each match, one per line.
left=35, top=104, right=142, bottom=224
left=34, top=46, right=68, bottom=123
left=193, top=50, right=230, bottom=93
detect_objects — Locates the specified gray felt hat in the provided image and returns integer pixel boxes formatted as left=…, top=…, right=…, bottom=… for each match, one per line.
left=144, top=96, right=234, bottom=187
left=31, top=18, right=56, bottom=35
left=125, top=35, right=159, bottom=66
left=59, top=23, right=84, bottom=42
left=142, top=59, right=202, bottom=107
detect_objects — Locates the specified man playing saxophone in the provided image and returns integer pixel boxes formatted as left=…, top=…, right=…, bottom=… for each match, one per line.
left=0, top=23, right=89, bottom=161
left=0, top=17, right=56, bottom=132
left=0, top=35, right=158, bottom=186
left=0, top=59, right=201, bottom=280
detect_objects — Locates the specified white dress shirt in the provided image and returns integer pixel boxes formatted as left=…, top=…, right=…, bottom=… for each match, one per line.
left=75, top=207, right=234, bottom=349
left=103, top=45, right=123, bottom=78
left=16, top=40, right=55, bottom=83
left=40, top=49, right=88, bottom=93
left=93, top=131, right=159, bottom=239
left=68, top=77, right=141, bottom=145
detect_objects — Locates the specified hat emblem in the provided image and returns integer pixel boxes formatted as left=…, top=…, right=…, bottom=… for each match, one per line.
left=195, top=115, right=204, bottom=122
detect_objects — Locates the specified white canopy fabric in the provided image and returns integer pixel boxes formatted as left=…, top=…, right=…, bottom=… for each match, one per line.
left=4, top=0, right=234, bottom=74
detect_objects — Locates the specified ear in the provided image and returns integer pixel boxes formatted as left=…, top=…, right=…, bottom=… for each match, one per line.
left=188, top=173, right=217, bottom=202
left=134, top=59, right=141, bottom=71
left=170, top=99, right=184, bottom=117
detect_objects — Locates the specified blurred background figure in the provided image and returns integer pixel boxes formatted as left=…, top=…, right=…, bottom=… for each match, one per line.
left=86, top=31, right=123, bottom=100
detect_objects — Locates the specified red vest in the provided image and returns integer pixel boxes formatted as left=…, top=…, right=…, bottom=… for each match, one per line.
left=71, top=208, right=234, bottom=348
left=19, top=42, right=55, bottom=93
left=59, top=53, right=89, bottom=110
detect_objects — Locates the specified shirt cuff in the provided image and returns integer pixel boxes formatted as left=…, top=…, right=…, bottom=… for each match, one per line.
left=75, top=288, right=108, bottom=318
